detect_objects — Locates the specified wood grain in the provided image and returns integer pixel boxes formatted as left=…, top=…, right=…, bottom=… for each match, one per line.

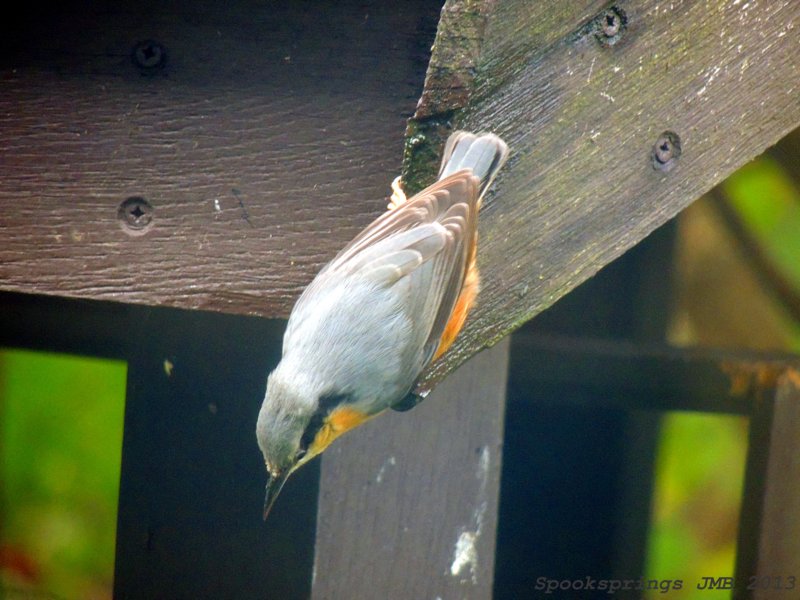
left=0, top=0, right=438, bottom=315
left=735, top=369, right=800, bottom=600
left=415, top=0, right=800, bottom=391
left=312, top=338, right=510, bottom=600
left=751, top=371, right=800, bottom=599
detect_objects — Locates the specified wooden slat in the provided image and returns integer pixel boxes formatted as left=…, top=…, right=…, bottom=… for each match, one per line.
left=734, top=369, right=800, bottom=600
left=506, top=333, right=800, bottom=415
left=312, top=338, right=510, bottom=600
left=751, top=371, right=800, bottom=597
left=114, top=307, right=320, bottom=599
left=0, top=0, right=438, bottom=315
left=412, top=0, right=800, bottom=391
left=0, top=291, right=132, bottom=359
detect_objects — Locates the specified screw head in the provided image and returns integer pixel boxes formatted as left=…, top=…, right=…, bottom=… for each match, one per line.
left=652, top=131, right=682, bottom=172
left=132, top=40, right=167, bottom=71
left=118, top=196, right=154, bottom=234
left=595, top=6, right=627, bottom=46
left=602, top=11, right=621, bottom=37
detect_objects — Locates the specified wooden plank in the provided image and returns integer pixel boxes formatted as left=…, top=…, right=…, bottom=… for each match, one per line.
left=507, top=333, right=800, bottom=415
left=114, top=307, right=319, bottom=599
left=412, top=0, right=800, bottom=391
left=0, top=291, right=323, bottom=597
left=734, top=369, right=800, bottom=600
left=0, top=0, right=439, bottom=315
left=312, top=338, right=510, bottom=600
left=496, top=226, right=668, bottom=594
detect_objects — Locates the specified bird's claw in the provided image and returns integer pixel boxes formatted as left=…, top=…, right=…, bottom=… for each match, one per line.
left=387, top=176, right=407, bottom=210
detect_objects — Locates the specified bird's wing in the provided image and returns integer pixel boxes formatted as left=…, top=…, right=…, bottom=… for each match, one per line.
left=289, top=171, right=480, bottom=365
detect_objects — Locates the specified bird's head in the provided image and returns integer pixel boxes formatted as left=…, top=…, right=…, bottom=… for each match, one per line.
left=256, top=364, right=371, bottom=519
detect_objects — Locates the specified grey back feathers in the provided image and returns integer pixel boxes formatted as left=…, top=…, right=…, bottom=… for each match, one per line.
left=273, top=131, right=509, bottom=417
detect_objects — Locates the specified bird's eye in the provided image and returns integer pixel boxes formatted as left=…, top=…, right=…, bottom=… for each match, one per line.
left=296, top=447, right=307, bottom=461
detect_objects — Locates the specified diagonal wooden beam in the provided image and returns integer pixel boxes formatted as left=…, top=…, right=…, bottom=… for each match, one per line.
left=412, top=0, right=800, bottom=391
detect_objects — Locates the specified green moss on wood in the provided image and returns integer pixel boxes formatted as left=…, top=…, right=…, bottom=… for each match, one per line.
left=401, top=113, right=457, bottom=195
left=401, top=0, right=495, bottom=195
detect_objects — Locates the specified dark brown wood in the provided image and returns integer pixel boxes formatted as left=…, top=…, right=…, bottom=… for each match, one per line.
left=312, top=338, right=510, bottom=600
left=506, top=333, right=800, bottom=415
left=0, top=0, right=438, bottom=315
left=2, top=3, right=800, bottom=595
left=734, top=369, right=800, bottom=600
left=114, top=308, right=320, bottom=599
left=401, top=0, right=496, bottom=194
left=413, top=0, right=800, bottom=391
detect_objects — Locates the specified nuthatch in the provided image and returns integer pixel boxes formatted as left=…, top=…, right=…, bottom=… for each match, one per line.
left=256, top=131, right=509, bottom=518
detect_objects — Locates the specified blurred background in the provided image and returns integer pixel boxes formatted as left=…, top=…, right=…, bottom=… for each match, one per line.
left=643, top=127, right=800, bottom=598
left=0, top=352, right=125, bottom=599
left=1, top=127, right=799, bottom=599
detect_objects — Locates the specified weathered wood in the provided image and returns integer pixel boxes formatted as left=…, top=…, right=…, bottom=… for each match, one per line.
left=0, top=0, right=438, bottom=315
left=312, top=338, right=510, bottom=600
left=114, top=308, right=320, bottom=599
left=2, top=1, right=798, bottom=399
left=413, top=0, right=800, bottom=391
left=734, top=370, right=800, bottom=600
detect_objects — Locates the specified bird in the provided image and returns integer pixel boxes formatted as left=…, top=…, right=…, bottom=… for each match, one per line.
left=256, top=131, right=509, bottom=519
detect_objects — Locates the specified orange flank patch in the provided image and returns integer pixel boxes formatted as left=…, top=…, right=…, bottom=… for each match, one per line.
left=434, top=259, right=480, bottom=361
left=308, top=405, right=373, bottom=457
left=328, top=405, right=372, bottom=433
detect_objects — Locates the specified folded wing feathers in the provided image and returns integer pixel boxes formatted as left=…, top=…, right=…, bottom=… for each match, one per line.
left=291, top=133, right=503, bottom=366
left=328, top=190, right=449, bottom=272
left=360, top=228, right=447, bottom=285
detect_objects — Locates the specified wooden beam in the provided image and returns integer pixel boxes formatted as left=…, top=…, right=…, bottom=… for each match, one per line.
left=114, top=307, right=320, bottom=599
left=412, top=0, right=800, bottom=391
left=0, top=0, right=439, bottom=315
left=312, top=338, right=510, bottom=599
left=506, top=332, right=800, bottom=415
left=734, top=369, right=800, bottom=600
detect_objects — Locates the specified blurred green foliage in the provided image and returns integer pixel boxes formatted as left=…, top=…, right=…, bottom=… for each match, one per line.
left=645, top=147, right=800, bottom=599
left=724, top=157, right=800, bottom=290
left=0, top=349, right=126, bottom=600
left=645, top=413, right=748, bottom=599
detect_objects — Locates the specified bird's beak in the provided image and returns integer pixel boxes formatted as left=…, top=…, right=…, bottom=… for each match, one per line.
left=263, top=470, right=290, bottom=520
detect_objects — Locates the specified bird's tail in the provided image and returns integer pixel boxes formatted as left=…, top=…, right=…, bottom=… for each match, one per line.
left=438, top=131, right=509, bottom=200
